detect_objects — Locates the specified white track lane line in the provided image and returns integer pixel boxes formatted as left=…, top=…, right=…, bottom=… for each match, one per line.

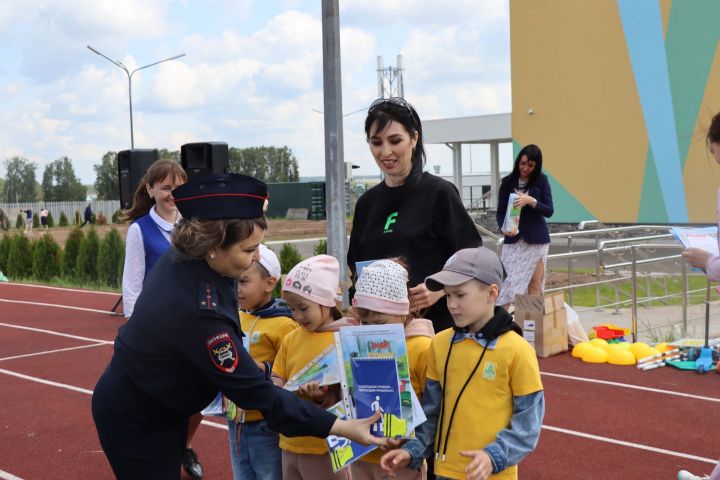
left=0, top=367, right=715, bottom=463
left=0, top=343, right=109, bottom=362
left=542, top=425, right=718, bottom=464
left=0, top=298, right=112, bottom=315
left=1, top=282, right=118, bottom=295
left=0, top=368, right=93, bottom=395
left=0, top=367, right=230, bottom=431
left=0, top=469, right=24, bottom=480
left=541, top=371, right=720, bottom=403
left=0, top=322, right=113, bottom=344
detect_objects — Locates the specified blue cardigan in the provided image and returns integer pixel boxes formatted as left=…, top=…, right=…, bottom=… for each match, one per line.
left=496, top=173, right=554, bottom=244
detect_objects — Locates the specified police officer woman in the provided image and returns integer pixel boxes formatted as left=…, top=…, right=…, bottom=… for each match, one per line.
left=92, top=174, right=385, bottom=479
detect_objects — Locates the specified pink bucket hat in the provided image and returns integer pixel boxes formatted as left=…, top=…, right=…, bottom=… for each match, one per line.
left=352, top=259, right=410, bottom=315
left=282, top=254, right=339, bottom=307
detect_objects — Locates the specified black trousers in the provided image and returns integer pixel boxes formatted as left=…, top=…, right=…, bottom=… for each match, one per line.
left=92, top=366, right=188, bottom=479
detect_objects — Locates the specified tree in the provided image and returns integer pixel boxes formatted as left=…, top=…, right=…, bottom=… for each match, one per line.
left=62, top=228, right=84, bottom=278
left=42, top=156, right=87, bottom=201
left=0, top=234, right=11, bottom=272
left=94, top=151, right=120, bottom=200
left=3, top=157, right=38, bottom=202
left=7, top=234, right=33, bottom=279
left=32, top=234, right=61, bottom=281
left=279, top=243, right=303, bottom=274
left=76, top=228, right=100, bottom=282
left=158, top=149, right=180, bottom=162
left=228, top=146, right=300, bottom=182
left=97, top=229, right=124, bottom=287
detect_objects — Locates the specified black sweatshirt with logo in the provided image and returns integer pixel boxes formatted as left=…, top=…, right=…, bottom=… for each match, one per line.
left=348, top=172, right=482, bottom=331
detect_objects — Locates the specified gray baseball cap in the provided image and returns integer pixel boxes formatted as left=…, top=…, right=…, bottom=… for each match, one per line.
left=425, top=247, right=506, bottom=291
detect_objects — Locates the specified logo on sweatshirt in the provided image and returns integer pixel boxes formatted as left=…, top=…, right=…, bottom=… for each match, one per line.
left=383, top=212, right=398, bottom=234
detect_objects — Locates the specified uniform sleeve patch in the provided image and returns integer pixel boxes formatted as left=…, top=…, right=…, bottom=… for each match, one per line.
left=206, top=332, right=239, bottom=373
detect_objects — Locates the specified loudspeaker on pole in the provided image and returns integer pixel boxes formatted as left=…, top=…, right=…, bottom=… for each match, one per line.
left=180, top=142, right=229, bottom=182
left=117, top=149, right=160, bottom=210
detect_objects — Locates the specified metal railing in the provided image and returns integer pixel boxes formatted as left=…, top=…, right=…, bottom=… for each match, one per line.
left=540, top=222, right=714, bottom=342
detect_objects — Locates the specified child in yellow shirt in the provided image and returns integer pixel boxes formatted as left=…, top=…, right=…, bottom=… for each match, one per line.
left=349, top=259, right=434, bottom=480
left=272, top=254, right=354, bottom=480
left=226, top=245, right=298, bottom=480
left=381, top=247, right=544, bottom=480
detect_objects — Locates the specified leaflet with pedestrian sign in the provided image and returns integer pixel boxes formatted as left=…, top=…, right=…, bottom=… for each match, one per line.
left=334, top=324, right=417, bottom=439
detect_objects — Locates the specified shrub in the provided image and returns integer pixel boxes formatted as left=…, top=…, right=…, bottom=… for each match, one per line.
left=111, top=210, right=122, bottom=224
left=97, top=212, right=107, bottom=225
left=32, top=234, right=61, bottom=281
left=91, top=213, right=97, bottom=224
left=62, top=228, right=84, bottom=278
left=59, top=211, right=69, bottom=227
left=279, top=243, right=303, bottom=274
left=16, top=213, right=23, bottom=229
left=74, top=210, right=81, bottom=225
left=32, top=213, right=40, bottom=229
left=76, top=228, right=100, bottom=282
left=46, top=212, right=55, bottom=228
left=97, top=228, right=125, bottom=287
left=0, top=234, right=11, bottom=272
left=7, top=234, right=33, bottom=279
left=313, top=239, right=328, bottom=256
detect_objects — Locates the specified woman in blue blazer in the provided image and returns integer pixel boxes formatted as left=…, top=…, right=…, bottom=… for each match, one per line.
left=496, top=144, right=554, bottom=307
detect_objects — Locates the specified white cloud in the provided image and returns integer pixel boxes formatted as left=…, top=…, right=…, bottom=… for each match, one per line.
left=0, top=2, right=512, bottom=182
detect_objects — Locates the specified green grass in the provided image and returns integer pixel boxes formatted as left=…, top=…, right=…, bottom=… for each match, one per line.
left=558, top=273, right=718, bottom=308
left=9, top=277, right=120, bottom=293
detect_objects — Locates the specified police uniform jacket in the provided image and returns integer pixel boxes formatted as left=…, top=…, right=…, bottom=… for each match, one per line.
left=98, top=247, right=336, bottom=437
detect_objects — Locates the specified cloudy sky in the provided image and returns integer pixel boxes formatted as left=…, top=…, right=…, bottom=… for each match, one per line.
left=0, top=0, right=512, bottom=184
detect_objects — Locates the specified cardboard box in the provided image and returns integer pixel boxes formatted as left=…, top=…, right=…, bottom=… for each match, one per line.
left=515, top=291, right=568, bottom=358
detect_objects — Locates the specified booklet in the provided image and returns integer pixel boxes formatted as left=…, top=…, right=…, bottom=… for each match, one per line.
left=283, top=343, right=340, bottom=392
left=325, top=401, right=378, bottom=472
left=671, top=226, right=719, bottom=256
left=334, top=324, right=415, bottom=439
left=502, top=193, right=521, bottom=234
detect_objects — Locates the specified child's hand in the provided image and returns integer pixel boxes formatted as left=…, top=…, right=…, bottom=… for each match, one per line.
left=460, top=450, right=493, bottom=480
left=297, top=381, right=327, bottom=404
left=386, top=437, right=404, bottom=449
left=380, top=448, right=411, bottom=475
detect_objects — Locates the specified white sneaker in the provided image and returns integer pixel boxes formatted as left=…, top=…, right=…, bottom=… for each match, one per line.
left=678, top=470, right=710, bottom=480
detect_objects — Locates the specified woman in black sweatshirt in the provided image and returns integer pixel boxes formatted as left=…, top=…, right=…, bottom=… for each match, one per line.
left=347, top=97, right=482, bottom=333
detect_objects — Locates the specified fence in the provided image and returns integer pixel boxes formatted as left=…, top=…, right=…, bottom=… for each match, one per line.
left=477, top=221, right=718, bottom=342
left=0, top=201, right=122, bottom=225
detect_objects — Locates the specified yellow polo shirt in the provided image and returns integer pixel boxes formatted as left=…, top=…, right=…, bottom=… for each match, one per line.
left=273, top=328, right=336, bottom=455
left=427, top=328, right=543, bottom=480
left=239, top=310, right=298, bottom=422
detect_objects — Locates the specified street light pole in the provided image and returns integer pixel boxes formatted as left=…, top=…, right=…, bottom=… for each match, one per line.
left=87, top=46, right=186, bottom=149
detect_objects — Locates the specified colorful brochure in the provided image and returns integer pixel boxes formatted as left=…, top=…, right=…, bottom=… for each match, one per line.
left=502, top=192, right=521, bottom=234
left=325, top=401, right=378, bottom=472
left=334, top=324, right=415, bottom=439
left=283, top=343, right=340, bottom=392
left=671, top=226, right=719, bottom=256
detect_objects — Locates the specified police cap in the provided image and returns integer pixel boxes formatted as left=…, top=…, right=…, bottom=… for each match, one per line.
left=173, top=173, right=269, bottom=220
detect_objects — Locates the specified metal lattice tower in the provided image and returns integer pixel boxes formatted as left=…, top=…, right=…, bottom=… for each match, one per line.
left=377, top=55, right=405, bottom=99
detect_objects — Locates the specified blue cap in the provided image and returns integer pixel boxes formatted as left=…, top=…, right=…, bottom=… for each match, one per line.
left=173, top=173, right=268, bottom=220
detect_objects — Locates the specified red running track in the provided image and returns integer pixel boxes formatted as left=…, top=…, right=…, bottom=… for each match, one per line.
left=1, top=282, right=719, bottom=479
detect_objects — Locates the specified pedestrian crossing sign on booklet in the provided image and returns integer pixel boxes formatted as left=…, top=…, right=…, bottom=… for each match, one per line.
left=325, top=323, right=426, bottom=472
left=335, top=324, right=415, bottom=440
